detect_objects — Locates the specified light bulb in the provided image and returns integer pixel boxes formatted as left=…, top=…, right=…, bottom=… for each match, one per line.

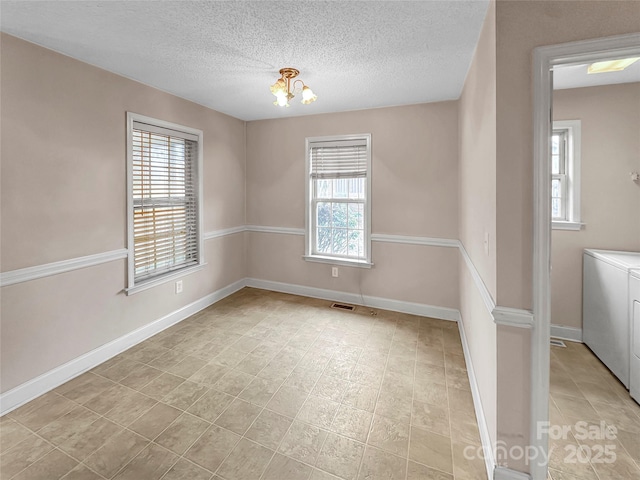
left=274, top=93, right=289, bottom=107
left=270, top=78, right=286, bottom=97
left=301, top=86, right=317, bottom=104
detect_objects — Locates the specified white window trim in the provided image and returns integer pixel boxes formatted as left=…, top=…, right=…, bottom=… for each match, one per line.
left=304, top=134, right=373, bottom=267
left=552, top=119, right=583, bottom=231
left=125, top=112, right=205, bottom=295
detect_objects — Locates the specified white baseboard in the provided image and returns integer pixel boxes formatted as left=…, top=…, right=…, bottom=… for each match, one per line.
left=0, top=279, right=246, bottom=416
left=550, top=324, right=582, bottom=343
left=245, top=278, right=461, bottom=322
left=457, top=320, right=495, bottom=480
left=1, top=276, right=465, bottom=416
left=494, top=466, right=532, bottom=480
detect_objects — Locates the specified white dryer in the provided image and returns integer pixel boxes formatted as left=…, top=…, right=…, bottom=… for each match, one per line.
left=583, top=249, right=640, bottom=388
left=630, top=269, right=640, bottom=405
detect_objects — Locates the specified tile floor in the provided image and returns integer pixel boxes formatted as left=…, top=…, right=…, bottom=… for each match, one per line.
left=1, top=288, right=486, bottom=480
left=549, top=340, right=640, bottom=480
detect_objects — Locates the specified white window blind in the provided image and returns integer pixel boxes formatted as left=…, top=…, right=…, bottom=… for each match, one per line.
left=310, top=140, right=368, bottom=179
left=131, top=121, right=199, bottom=282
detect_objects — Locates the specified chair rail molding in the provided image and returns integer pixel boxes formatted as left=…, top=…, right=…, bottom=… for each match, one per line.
left=203, top=225, right=245, bottom=240
left=492, top=306, right=534, bottom=329
left=2, top=226, right=247, bottom=287
left=0, top=249, right=128, bottom=287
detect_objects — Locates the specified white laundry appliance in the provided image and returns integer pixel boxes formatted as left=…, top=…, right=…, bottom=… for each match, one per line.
left=583, top=249, right=640, bottom=390
left=630, top=269, right=640, bottom=404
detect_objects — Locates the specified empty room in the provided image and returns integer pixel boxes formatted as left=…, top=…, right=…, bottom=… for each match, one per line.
left=1, top=1, right=638, bottom=480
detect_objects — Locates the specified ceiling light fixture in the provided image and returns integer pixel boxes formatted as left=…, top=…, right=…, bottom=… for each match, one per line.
left=587, top=57, right=640, bottom=74
left=270, top=68, right=317, bottom=107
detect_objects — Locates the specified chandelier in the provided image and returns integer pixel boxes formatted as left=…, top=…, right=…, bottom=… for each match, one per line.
left=270, top=68, right=317, bottom=107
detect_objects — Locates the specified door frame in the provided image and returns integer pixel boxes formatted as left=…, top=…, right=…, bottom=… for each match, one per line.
left=531, top=32, right=640, bottom=480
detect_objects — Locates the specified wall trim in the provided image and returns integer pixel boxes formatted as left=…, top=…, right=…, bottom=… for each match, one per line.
left=458, top=242, right=534, bottom=329
left=204, top=225, right=246, bottom=240
left=246, top=225, right=462, bottom=250
left=457, top=318, right=496, bottom=480
left=492, top=306, right=534, bottom=329
left=550, top=324, right=582, bottom=343
left=1, top=226, right=246, bottom=287
left=458, top=242, right=496, bottom=313
left=494, top=466, right=532, bottom=480
left=245, top=225, right=305, bottom=236
left=245, top=278, right=461, bottom=321
left=1, top=276, right=463, bottom=416
left=0, top=249, right=128, bottom=287
left=0, top=228, right=463, bottom=288
left=371, top=233, right=459, bottom=248
left=0, top=279, right=246, bottom=416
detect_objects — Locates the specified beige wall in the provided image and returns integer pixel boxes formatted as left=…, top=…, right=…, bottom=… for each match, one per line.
left=457, top=0, right=498, bottom=450
left=495, top=0, right=640, bottom=309
left=0, top=34, right=247, bottom=393
left=246, top=103, right=460, bottom=309
left=552, top=83, right=640, bottom=330
left=492, top=0, right=640, bottom=474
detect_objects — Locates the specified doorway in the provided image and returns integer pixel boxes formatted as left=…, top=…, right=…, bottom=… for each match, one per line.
left=532, top=33, right=640, bottom=480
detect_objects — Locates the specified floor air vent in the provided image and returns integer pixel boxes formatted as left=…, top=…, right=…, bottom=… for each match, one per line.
left=550, top=339, right=567, bottom=348
left=331, top=303, right=356, bottom=312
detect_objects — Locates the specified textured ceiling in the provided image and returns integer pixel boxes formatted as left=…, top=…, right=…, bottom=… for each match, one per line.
left=0, top=0, right=490, bottom=121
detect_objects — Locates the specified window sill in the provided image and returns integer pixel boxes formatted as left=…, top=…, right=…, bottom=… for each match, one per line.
left=125, top=263, right=206, bottom=295
left=303, top=255, right=373, bottom=268
left=552, top=221, right=584, bottom=231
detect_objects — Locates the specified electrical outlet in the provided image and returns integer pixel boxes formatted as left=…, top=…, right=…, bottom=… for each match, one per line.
left=331, top=267, right=339, bottom=278
left=175, top=280, right=183, bottom=294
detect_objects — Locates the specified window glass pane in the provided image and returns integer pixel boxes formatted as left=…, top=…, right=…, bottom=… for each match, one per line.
left=348, top=203, right=364, bottom=229
left=332, top=228, right=348, bottom=255
left=348, top=230, right=363, bottom=257
left=316, top=228, right=331, bottom=254
left=317, top=202, right=331, bottom=227
left=551, top=134, right=560, bottom=173
left=332, top=203, right=348, bottom=228
left=349, top=178, right=365, bottom=199
left=552, top=131, right=566, bottom=175
left=333, top=178, right=349, bottom=198
left=551, top=135, right=559, bottom=155
left=551, top=198, right=561, bottom=219
left=316, top=179, right=332, bottom=198
left=552, top=176, right=565, bottom=220
left=551, top=155, right=560, bottom=174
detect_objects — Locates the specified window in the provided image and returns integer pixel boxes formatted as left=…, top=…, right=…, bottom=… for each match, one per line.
left=304, top=134, right=372, bottom=267
left=551, top=120, right=582, bottom=230
left=126, top=113, right=204, bottom=294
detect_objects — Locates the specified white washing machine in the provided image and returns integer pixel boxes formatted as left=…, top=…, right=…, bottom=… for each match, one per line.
left=583, top=249, right=640, bottom=389
left=630, top=269, right=640, bottom=405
